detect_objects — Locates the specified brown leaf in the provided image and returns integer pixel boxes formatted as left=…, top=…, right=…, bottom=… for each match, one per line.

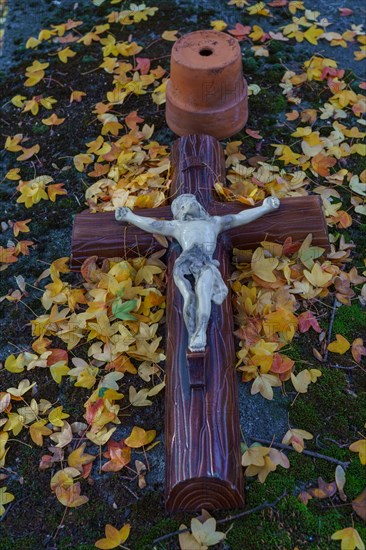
left=352, top=488, right=366, bottom=521
left=308, top=478, right=337, bottom=499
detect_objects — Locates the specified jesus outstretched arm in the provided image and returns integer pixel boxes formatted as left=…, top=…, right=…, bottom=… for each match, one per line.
left=216, top=197, right=280, bottom=233
left=116, top=206, right=176, bottom=237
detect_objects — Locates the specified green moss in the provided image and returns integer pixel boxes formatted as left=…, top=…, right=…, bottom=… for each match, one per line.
left=290, top=366, right=365, bottom=439
left=242, top=56, right=258, bottom=74
left=332, top=303, right=366, bottom=341
left=132, top=518, right=178, bottom=550
left=32, top=122, right=50, bottom=135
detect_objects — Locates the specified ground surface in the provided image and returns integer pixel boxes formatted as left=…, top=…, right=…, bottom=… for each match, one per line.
left=0, top=0, right=365, bottom=549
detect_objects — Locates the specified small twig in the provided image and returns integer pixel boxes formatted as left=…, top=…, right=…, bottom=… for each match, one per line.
left=152, top=492, right=287, bottom=544
left=53, top=507, right=68, bottom=540
left=323, top=438, right=351, bottom=449
left=121, top=482, right=139, bottom=500
left=253, top=438, right=350, bottom=469
left=324, top=297, right=339, bottom=362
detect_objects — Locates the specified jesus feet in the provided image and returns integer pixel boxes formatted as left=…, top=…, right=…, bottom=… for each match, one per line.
left=189, top=329, right=206, bottom=352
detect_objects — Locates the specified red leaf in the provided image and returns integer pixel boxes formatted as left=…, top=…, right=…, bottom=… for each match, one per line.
left=245, top=128, right=263, bottom=140
left=298, top=311, right=321, bottom=333
left=338, top=7, right=353, bottom=16
left=47, top=349, right=68, bottom=366
left=227, top=23, right=251, bottom=41
left=268, top=0, right=287, bottom=6
left=134, top=57, right=151, bottom=75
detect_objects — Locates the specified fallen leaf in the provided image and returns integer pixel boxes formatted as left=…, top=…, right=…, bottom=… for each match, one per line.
left=95, top=524, right=131, bottom=549
left=125, top=426, right=156, bottom=448
left=328, top=334, right=351, bottom=354
left=331, top=527, right=365, bottom=550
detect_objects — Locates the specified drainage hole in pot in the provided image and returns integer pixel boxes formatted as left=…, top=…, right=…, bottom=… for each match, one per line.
left=199, top=48, right=213, bottom=56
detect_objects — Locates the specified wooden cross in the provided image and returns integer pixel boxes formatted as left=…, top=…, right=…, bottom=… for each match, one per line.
left=71, top=134, right=328, bottom=511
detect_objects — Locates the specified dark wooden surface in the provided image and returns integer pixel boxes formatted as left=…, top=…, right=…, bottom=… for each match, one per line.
left=70, top=134, right=330, bottom=511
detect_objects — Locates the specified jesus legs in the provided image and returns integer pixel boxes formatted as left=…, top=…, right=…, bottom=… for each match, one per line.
left=189, top=269, right=214, bottom=352
left=173, top=269, right=196, bottom=338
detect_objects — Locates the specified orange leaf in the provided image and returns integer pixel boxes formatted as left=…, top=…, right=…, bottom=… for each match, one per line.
left=13, top=219, right=31, bottom=237
left=47, top=183, right=67, bottom=201
left=70, top=91, right=86, bottom=103
left=42, top=113, right=65, bottom=126
left=311, top=153, right=337, bottom=177
left=0, top=246, right=18, bottom=263
left=17, top=144, right=40, bottom=161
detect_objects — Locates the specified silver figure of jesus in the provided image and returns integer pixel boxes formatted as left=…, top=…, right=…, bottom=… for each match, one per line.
left=116, top=194, right=280, bottom=352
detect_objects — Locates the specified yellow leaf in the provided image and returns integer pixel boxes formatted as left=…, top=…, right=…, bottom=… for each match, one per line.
left=276, top=145, right=301, bottom=165
left=5, top=134, right=23, bottom=152
left=124, top=426, right=156, bottom=448
left=26, top=37, right=41, bottom=49
left=11, top=95, right=27, bottom=108
left=245, top=455, right=277, bottom=483
left=251, top=248, right=279, bottom=282
left=128, top=386, right=152, bottom=407
left=331, top=527, right=365, bottom=550
left=68, top=443, right=95, bottom=472
left=303, top=26, right=324, bottom=45
left=49, top=421, right=73, bottom=448
left=349, top=439, right=366, bottom=465
left=135, top=265, right=162, bottom=285
left=48, top=406, right=70, bottom=427
left=5, top=168, right=21, bottom=180
left=0, top=487, right=15, bottom=516
left=42, top=113, right=65, bottom=126
left=328, top=334, right=350, bottom=354
left=30, top=419, right=53, bottom=446
left=210, top=20, right=227, bottom=31
left=58, top=47, right=77, bottom=63
left=242, top=445, right=269, bottom=467
left=95, top=523, right=130, bottom=549
left=74, top=153, right=94, bottom=172
left=50, top=361, right=70, bottom=384
left=86, top=427, right=116, bottom=446
left=7, top=379, right=35, bottom=397
left=282, top=428, right=313, bottom=452
left=251, top=374, right=280, bottom=400
left=303, top=263, right=333, bottom=287
left=5, top=354, right=25, bottom=373
left=56, top=482, right=89, bottom=508
left=162, top=30, right=178, bottom=41
left=291, top=370, right=311, bottom=393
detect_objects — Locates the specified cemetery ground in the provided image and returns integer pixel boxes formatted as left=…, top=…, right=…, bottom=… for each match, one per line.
left=0, top=0, right=365, bottom=548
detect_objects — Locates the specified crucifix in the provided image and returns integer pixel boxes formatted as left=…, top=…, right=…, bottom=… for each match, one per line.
left=71, top=134, right=329, bottom=511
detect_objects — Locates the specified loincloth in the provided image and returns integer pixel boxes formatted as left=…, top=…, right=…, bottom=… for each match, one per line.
left=173, top=245, right=228, bottom=304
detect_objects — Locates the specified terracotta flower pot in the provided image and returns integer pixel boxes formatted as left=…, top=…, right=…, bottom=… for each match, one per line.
left=166, top=30, right=248, bottom=140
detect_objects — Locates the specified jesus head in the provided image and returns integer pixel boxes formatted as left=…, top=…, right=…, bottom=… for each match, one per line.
left=171, top=194, right=209, bottom=221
